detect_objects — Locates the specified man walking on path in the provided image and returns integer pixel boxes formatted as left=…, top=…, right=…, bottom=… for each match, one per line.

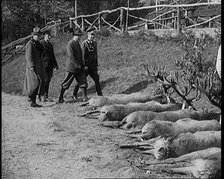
left=73, top=27, right=103, bottom=99
left=58, top=29, right=88, bottom=103
left=41, top=30, right=59, bottom=101
left=23, top=27, right=45, bottom=107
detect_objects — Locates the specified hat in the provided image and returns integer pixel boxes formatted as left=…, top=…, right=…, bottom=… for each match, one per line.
left=32, top=27, right=41, bottom=35
left=86, top=27, right=95, bottom=33
left=72, top=29, right=84, bottom=36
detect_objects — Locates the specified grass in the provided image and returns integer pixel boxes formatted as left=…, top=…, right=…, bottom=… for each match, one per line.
left=1, top=30, right=219, bottom=109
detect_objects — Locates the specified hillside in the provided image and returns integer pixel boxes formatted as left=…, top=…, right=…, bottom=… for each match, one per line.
left=2, top=31, right=221, bottom=179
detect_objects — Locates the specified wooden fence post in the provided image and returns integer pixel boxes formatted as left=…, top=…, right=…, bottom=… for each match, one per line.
left=81, top=17, right=85, bottom=31
left=208, top=16, right=212, bottom=28
left=176, top=7, right=181, bottom=34
left=145, top=22, right=148, bottom=30
left=125, top=0, right=130, bottom=32
left=98, top=13, right=101, bottom=30
left=70, top=19, right=73, bottom=30
left=120, top=8, right=125, bottom=33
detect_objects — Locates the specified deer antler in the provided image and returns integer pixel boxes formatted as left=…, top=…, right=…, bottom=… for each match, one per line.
left=194, top=73, right=221, bottom=109
left=144, top=65, right=174, bottom=103
left=163, top=70, right=201, bottom=110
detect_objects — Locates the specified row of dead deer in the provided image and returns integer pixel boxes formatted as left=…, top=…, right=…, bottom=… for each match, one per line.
left=77, top=64, right=221, bottom=179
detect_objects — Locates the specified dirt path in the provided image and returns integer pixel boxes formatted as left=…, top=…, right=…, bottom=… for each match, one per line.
left=2, top=93, right=145, bottom=179
left=3, top=93, right=195, bottom=179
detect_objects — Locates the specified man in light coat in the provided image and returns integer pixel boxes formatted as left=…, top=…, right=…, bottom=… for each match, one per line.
left=23, top=27, right=45, bottom=107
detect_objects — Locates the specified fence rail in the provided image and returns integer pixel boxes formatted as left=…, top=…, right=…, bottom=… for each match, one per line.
left=1, top=19, right=70, bottom=65
left=2, top=2, right=221, bottom=65
left=69, top=2, right=221, bottom=33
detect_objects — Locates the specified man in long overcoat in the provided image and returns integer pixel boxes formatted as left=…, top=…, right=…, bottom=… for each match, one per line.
left=73, top=27, right=103, bottom=99
left=41, top=31, right=58, bottom=101
left=23, top=27, right=45, bottom=107
left=58, top=29, right=88, bottom=103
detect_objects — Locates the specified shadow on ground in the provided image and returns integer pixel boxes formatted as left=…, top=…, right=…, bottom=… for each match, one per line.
left=76, top=77, right=119, bottom=97
left=120, top=80, right=148, bottom=94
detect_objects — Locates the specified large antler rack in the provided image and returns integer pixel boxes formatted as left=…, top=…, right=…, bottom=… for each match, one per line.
left=194, top=70, right=221, bottom=109
left=143, top=65, right=174, bottom=103
left=162, top=70, right=201, bottom=110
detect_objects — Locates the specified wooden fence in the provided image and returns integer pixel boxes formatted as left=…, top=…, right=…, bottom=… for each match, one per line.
left=1, top=2, right=221, bottom=65
left=69, top=2, right=221, bottom=33
left=1, top=19, right=70, bottom=65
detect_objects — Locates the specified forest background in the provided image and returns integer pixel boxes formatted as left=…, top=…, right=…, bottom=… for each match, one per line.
left=2, top=0, right=211, bottom=45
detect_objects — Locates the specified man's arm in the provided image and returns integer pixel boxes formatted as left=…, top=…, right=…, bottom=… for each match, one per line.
left=25, top=42, right=35, bottom=70
left=81, top=41, right=88, bottom=69
left=67, top=43, right=81, bottom=69
left=50, top=43, right=58, bottom=69
left=95, top=41, right=98, bottom=67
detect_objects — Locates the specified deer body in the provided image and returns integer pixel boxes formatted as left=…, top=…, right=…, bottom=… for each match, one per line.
left=140, top=118, right=221, bottom=140
left=88, top=93, right=163, bottom=107
left=99, top=101, right=179, bottom=121
left=143, top=131, right=220, bottom=160
left=121, top=108, right=209, bottom=130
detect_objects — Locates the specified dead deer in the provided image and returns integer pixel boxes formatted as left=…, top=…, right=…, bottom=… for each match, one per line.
left=142, top=131, right=221, bottom=160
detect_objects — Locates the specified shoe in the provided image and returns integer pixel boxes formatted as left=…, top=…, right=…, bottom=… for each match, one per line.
left=58, top=98, right=65, bottom=103
left=30, top=103, right=42, bottom=107
left=73, top=95, right=78, bottom=100
left=44, top=97, right=53, bottom=102
left=81, top=97, right=88, bottom=102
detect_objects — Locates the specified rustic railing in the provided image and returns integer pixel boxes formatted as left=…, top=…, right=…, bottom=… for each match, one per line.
left=1, top=2, right=221, bottom=65
left=1, top=19, right=70, bottom=65
left=69, top=2, right=221, bottom=33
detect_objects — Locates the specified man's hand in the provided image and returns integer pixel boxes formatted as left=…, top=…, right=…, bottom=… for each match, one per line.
left=84, top=66, right=88, bottom=72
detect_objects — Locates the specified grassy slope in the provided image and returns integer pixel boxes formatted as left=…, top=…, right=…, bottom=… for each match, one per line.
left=1, top=32, right=219, bottom=110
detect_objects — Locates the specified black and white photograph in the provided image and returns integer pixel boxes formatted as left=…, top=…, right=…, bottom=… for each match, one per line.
left=2, top=0, right=221, bottom=178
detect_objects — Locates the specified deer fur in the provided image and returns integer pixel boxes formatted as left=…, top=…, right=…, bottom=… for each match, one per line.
left=139, top=118, right=221, bottom=140
left=99, top=101, right=180, bottom=121
left=148, top=147, right=221, bottom=165
left=88, top=93, right=163, bottom=107
left=144, top=131, right=221, bottom=160
left=120, top=108, right=217, bottom=130
left=160, top=157, right=221, bottom=179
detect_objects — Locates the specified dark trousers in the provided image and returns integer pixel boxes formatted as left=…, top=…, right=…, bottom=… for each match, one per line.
left=85, top=69, right=102, bottom=96
left=61, top=72, right=87, bottom=90
left=44, top=68, right=53, bottom=97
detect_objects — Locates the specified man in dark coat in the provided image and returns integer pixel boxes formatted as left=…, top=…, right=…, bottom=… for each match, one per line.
left=41, top=31, right=58, bottom=101
left=23, top=27, right=45, bottom=107
left=58, top=29, right=88, bottom=103
left=73, top=27, right=103, bottom=99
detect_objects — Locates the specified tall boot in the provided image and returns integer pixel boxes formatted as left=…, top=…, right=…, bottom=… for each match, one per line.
left=80, top=87, right=88, bottom=102
left=45, top=83, right=50, bottom=99
left=58, top=88, right=66, bottom=103
left=73, top=84, right=79, bottom=100
left=30, top=95, right=42, bottom=107
left=95, top=80, right=103, bottom=96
